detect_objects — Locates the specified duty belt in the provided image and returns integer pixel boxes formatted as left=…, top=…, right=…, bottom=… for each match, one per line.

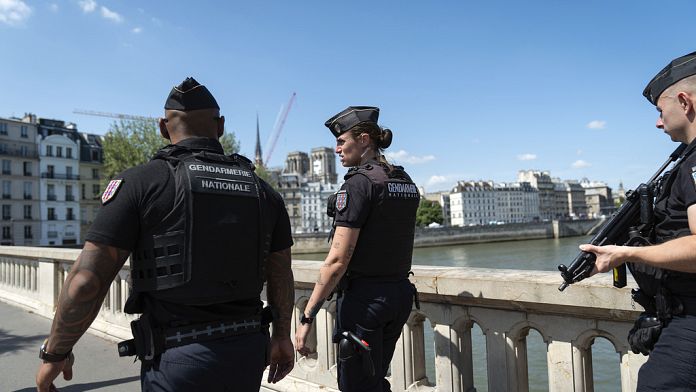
left=118, top=307, right=273, bottom=359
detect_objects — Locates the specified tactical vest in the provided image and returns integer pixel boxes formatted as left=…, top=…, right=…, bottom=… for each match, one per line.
left=127, top=145, right=268, bottom=311
left=342, top=163, right=419, bottom=277
left=628, top=143, right=696, bottom=298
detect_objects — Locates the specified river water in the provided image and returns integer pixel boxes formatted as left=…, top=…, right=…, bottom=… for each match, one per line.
left=299, top=235, right=626, bottom=391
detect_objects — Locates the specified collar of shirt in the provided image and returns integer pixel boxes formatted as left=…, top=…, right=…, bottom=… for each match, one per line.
left=175, top=137, right=224, bottom=154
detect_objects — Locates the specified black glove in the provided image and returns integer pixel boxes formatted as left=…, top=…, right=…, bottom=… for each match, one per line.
left=627, top=313, right=662, bottom=356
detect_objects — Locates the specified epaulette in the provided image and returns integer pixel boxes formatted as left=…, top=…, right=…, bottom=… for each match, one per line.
left=229, top=153, right=256, bottom=171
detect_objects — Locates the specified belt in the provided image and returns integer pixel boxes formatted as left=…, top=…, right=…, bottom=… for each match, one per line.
left=163, top=317, right=265, bottom=348
left=118, top=307, right=273, bottom=358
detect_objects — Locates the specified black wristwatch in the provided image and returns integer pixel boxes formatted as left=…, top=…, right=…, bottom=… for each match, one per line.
left=300, top=314, right=314, bottom=325
left=39, top=339, right=72, bottom=362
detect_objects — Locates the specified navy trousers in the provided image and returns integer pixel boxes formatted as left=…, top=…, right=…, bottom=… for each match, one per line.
left=335, top=278, right=415, bottom=392
left=141, top=330, right=269, bottom=392
left=637, top=315, right=696, bottom=391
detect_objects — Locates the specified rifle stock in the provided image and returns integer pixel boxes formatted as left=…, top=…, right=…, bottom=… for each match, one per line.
left=557, top=144, right=686, bottom=291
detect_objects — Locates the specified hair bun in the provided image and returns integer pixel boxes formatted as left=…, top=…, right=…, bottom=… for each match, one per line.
left=379, top=128, right=393, bottom=149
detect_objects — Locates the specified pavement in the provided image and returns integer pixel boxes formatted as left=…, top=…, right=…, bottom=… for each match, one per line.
left=0, top=301, right=141, bottom=392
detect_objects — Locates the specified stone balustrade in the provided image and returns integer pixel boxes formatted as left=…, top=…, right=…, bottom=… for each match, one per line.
left=0, top=246, right=647, bottom=391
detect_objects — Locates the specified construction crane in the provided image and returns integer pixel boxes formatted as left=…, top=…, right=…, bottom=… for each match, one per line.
left=73, top=109, right=157, bottom=122
left=264, top=92, right=296, bottom=164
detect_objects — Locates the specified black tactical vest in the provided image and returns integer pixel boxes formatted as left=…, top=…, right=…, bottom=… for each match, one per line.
left=343, top=163, right=419, bottom=277
left=628, top=143, right=696, bottom=297
left=127, top=145, right=268, bottom=311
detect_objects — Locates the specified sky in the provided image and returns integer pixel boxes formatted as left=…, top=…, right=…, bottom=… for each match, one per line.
left=1, top=0, right=695, bottom=193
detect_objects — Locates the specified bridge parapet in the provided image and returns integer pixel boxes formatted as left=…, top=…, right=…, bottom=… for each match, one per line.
left=0, top=247, right=647, bottom=391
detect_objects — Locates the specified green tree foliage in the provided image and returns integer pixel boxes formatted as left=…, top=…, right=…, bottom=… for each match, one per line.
left=102, top=119, right=240, bottom=181
left=416, top=198, right=444, bottom=227
left=254, top=164, right=279, bottom=190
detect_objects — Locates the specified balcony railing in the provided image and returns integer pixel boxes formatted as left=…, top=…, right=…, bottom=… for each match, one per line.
left=40, top=173, right=80, bottom=180
left=65, top=195, right=75, bottom=201
left=23, top=194, right=32, bottom=200
left=47, top=195, right=57, bottom=201
left=47, top=216, right=56, bottom=221
left=0, top=148, right=39, bottom=159
left=2, top=194, right=10, bottom=199
left=66, top=215, right=75, bottom=221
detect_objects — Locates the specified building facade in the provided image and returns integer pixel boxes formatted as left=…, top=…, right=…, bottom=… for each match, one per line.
left=38, top=120, right=81, bottom=245
left=581, top=179, right=615, bottom=218
left=0, top=115, right=40, bottom=245
left=518, top=170, right=555, bottom=220
left=300, top=181, right=341, bottom=233
left=79, top=133, right=104, bottom=243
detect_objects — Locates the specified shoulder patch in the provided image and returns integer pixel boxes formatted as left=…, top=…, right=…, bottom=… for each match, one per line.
left=101, top=179, right=123, bottom=205
left=335, top=190, right=348, bottom=212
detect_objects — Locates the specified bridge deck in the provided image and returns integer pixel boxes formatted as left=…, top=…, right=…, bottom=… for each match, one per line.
left=0, top=301, right=141, bottom=392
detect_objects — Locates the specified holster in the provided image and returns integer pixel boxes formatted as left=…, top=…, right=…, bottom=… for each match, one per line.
left=117, top=313, right=165, bottom=366
left=628, top=312, right=663, bottom=356
left=339, top=330, right=375, bottom=377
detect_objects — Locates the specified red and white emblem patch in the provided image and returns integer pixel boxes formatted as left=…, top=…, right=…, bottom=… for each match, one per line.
left=101, top=179, right=123, bottom=205
left=335, top=190, right=348, bottom=212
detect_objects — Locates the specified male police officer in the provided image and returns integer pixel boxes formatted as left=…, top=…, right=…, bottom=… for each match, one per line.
left=581, top=52, right=696, bottom=390
left=36, top=77, right=295, bottom=391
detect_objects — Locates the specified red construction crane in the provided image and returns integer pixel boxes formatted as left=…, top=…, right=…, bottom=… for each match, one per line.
left=73, top=109, right=157, bottom=122
left=264, top=92, right=296, bottom=164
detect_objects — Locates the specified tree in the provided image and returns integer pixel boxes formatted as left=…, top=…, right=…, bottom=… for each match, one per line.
left=416, top=199, right=444, bottom=227
left=102, top=119, right=240, bottom=181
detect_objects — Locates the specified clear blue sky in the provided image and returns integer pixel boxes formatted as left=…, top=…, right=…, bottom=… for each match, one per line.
left=1, top=0, right=694, bottom=193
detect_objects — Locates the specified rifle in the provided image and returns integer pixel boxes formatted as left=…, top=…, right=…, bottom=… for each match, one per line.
left=558, top=144, right=687, bottom=292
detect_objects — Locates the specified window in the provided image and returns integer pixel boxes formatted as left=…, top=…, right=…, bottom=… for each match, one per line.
left=66, top=147, right=72, bottom=159
left=2, top=226, right=9, bottom=239
left=23, top=182, right=31, bottom=199
left=81, top=184, right=86, bottom=199
left=47, top=184, right=56, bottom=201
left=20, top=145, right=28, bottom=156
left=92, top=168, right=99, bottom=179
left=24, top=225, right=32, bottom=239
left=47, top=165, right=54, bottom=177
left=46, top=145, right=53, bottom=156
left=66, top=166, right=73, bottom=177
left=0, top=123, right=7, bottom=135
left=47, top=207, right=56, bottom=220
left=56, top=146, right=62, bottom=157
left=65, top=185, right=73, bottom=201
left=2, top=160, right=10, bottom=175
left=23, top=161, right=31, bottom=176
left=20, top=126, right=28, bottom=138
left=2, top=181, right=10, bottom=199
left=93, top=184, right=100, bottom=197
left=2, top=205, right=10, bottom=220
left=91, top=150, right=100, bottom=161
left=67, top=208, right=74, bottom=220
left=23, top=205, right=31, bottom=219
left=0, top=143, right=6, bottom=153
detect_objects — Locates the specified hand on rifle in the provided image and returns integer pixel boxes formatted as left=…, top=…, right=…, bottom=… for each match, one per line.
left=579, top=244, right=630, bottom=276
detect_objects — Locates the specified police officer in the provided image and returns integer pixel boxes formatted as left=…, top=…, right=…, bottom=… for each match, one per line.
left=36, top=77, right=295, bottom=392
left=295, top=106, right=420, bottom=391
left=581, top=52, right=696, bottom=390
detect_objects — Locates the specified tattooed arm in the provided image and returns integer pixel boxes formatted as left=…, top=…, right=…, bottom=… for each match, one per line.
left=36, top=241, right=130, bottom=392
left=265, top=247, right=295, bottom=383
left=295, top=226, right=360, bottom=356
left=266, top=247, right=294, bottom=337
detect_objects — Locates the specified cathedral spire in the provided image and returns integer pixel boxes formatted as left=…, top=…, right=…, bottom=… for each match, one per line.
left=255, top=112, right=264, bottom=167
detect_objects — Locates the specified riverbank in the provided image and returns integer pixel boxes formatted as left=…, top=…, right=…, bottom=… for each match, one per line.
left=291, top=218, right=603, bottom=254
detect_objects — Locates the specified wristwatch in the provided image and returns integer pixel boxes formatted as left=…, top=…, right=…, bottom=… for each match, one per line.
left=300, top=314, right=314, bottom=325
left=39, top=339, right=72, bottom=362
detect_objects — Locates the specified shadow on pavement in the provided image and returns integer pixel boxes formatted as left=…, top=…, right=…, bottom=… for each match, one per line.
left=0, top=329, right=45, bottom=355
left=13, top=375, right=141, bottom=392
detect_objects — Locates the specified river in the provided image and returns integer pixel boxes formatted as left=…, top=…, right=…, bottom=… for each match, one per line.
left=299, top=235, right=625, bottom=391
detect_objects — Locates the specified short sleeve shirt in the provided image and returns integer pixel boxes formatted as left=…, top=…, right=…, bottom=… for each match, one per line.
left=653, top=141, right=696, bottom=242
left=334, top=169, right=374, bottom=229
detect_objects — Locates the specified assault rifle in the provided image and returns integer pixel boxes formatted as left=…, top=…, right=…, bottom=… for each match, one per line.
left=558, top=144, right=687, bottom=292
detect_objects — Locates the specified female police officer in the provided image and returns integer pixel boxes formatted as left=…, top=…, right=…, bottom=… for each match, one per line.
left=295, top=106, right=419, bottom=391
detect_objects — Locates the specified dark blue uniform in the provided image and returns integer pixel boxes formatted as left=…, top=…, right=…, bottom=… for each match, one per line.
left=632, top=139, right=696, bottom=391
left=87, top=137, right=293, bottom=391
left=332, top=160, right=419, bottom=392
